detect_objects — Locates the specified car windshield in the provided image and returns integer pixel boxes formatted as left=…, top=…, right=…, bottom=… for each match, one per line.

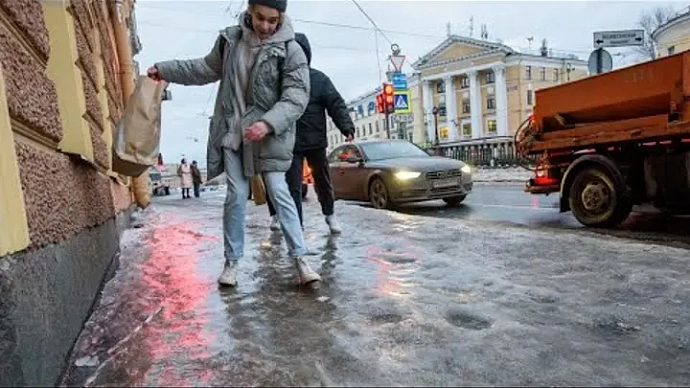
left=360, top=141, right=429, bottom=161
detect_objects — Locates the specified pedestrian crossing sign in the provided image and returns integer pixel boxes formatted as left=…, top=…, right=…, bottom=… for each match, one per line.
left=394, top=90, right=412, bottom=114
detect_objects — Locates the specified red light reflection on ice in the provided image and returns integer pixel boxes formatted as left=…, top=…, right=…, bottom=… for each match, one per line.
left=139, top=215, right=218, bottom=386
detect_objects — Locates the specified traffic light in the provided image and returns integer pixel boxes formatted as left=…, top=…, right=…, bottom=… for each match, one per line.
left=382, top=83, right=395, bottom=114
left=375, top=93, right=384, bottom=114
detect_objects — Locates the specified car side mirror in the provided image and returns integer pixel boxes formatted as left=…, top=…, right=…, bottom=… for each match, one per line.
left=346, top=155, right=363, bottom=164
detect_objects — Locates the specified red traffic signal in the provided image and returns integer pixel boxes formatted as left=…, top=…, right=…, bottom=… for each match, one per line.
left=382, top=83, right=395, bottom=114
left=375, top=93, right=384, bottom=114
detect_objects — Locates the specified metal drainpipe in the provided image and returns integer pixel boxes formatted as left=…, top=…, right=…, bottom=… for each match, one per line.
left=110, top=0, right=151, bottom=208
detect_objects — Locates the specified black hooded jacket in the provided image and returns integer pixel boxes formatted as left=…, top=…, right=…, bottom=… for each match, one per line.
left=293, top=33, right=355, bottom=152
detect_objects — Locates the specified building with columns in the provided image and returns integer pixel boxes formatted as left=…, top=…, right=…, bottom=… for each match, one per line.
left=413, top=35, right=588, bottom=164
left=327, top=35, right=589, bottom=164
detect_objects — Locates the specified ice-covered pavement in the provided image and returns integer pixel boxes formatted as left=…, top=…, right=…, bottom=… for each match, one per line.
left=61, top=192, right=690, bottom=387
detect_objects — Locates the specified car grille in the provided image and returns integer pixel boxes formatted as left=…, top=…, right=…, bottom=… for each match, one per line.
left=425, top=169, right=462, bottom=180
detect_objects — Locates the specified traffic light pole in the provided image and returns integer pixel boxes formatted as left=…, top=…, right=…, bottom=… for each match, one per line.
left=385, top=112, right=391, bottom=139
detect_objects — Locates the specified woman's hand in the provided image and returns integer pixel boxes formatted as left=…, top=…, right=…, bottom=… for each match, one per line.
left=147, top=66, right=161, bottom=81
left=244, top=121, right=270, bottom=141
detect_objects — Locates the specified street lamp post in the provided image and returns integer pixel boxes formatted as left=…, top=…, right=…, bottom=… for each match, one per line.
left=432, top=106, right=440, bottom=145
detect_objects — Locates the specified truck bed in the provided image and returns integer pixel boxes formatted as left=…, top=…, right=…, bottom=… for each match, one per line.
left=522, top=51, right=690, bottom=154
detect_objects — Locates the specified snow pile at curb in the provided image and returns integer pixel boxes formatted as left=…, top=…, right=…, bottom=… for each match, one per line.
left=473, top=167, right=532, bottom=183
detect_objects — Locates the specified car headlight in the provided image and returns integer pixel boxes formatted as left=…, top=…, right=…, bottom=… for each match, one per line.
left=394, top=170, right=421, bottom=181
left=461, top=165, right=472, bottom=174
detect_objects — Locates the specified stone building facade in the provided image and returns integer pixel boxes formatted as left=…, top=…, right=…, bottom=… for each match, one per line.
left=0, top=0, right=140, bottom=385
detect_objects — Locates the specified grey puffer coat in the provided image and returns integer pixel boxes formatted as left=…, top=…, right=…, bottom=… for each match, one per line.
left=154, top=14, right=309, bottom=180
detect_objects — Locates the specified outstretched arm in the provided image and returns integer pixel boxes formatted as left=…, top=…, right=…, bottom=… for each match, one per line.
left=154, top=35, right=225, bottom=86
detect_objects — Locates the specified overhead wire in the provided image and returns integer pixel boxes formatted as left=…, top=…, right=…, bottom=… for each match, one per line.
left=348, top=0, right=393, bottom=45
left=135, top=3, right=599, bottom=59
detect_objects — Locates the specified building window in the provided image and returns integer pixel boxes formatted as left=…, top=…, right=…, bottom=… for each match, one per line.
left=540, top=67, right=546, bottom=81
left=553, top=68, right=559, bottom=82
left=438, top=102, right=447, bottom=117
left=487, top=119, right=497, bottom=133
left=525, top=65, right=532, bottom=80
left=462, top=123, right=472, bottom=137
left=485, top=71, right=495, bottom=84
left=527, top=90, right=534, bottom=105
left=668, top=46, right=675, bottom=56
left=375, top=120, right=380, bottom=132
left=368, top=123, right=373, bottom=135
left=436, top=81, right=445, bottom=94
left=356, top=127, right=361, bottom=137
left=462, top=100, right=471, bottom=114
left=486, top=96, right=496, bottom=110
left=460, top=75, right=469, bottom=88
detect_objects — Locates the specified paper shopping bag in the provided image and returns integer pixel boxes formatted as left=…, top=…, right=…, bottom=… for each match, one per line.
left=251, top=175, right=267, bottom=206
left=112, top=76, right=168, bottom=177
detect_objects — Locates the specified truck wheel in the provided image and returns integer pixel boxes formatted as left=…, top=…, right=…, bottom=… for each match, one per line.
left=568, top=167, right=631, bottom=227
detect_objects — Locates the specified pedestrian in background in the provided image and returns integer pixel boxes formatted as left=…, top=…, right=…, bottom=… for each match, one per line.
left=177, top=158, right=193, bottom=199
left=265, top=32, right=355, bottom=234
left=146, top=0, right=321, bottom=287
left=191, top=160, right=203, bottom=198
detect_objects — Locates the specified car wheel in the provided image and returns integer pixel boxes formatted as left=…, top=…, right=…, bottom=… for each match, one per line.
left=568, top=166, right=631, bottom=227
left=302, top=183, right=308, bottom=200
left=369, top=177, right=390, bottom=209
left=443, top=195, right=466, bottom=207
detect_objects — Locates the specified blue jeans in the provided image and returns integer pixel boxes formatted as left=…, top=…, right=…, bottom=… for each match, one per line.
left=223, top=147, right=307, bottom=263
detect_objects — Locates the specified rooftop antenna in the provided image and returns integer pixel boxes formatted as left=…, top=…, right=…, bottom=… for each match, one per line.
left=469, top=16, right=474, bottom=38
left=481, top=24, right=488, bottom=40
left=446, top=22, right=451, bottom=37
left=527, top=36, right=534, bottom=50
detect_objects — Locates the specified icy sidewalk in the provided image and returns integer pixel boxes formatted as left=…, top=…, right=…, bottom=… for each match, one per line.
left=61, top=193, right=690, bottom=387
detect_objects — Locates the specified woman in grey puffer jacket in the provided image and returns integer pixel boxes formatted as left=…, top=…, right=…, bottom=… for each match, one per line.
left=146, top=0, right=321, bottom=287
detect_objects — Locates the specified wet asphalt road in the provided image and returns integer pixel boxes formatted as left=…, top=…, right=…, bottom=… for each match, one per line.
left=61, top=185, right=690, bottom=387
left=394, top=183, right=690, bottom=249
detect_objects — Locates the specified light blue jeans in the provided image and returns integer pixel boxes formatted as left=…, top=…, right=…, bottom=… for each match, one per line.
left=223, top=147, right=307, bottom=263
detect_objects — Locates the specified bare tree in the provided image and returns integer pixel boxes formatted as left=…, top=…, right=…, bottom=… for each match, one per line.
left=633, top=6, right=676, bottom=60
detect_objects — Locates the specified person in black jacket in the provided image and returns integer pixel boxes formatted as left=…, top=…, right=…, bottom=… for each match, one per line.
left=266, top=32, right=355, bottom=234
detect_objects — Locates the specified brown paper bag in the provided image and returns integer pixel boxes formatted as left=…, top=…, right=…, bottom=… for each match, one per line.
left=112, top=76, right=168, bottom=177
left=251, top=175, right=267, bottom=206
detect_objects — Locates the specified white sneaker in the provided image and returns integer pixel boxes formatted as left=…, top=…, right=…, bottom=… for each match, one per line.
left=325, top=215, right=342, bottom=235
left=270, top=215, right=280, bottom=231
left=295, top=257, right=321, bottom=285
left=218, top=262, right=237, bottom=287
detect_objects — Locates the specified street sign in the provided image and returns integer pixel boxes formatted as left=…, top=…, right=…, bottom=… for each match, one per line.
left=389, top=55, right=406, bottom=72
left=593, top=29, right=644, bottom=48
left=393, top=90, right=412, bottom=114
left=587, top=48, right=613, bottom=75
left=392, top=72, right=407, bottom=90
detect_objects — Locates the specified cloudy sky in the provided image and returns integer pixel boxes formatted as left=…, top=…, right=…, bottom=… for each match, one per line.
left=133, top=0, right=683, bottom=167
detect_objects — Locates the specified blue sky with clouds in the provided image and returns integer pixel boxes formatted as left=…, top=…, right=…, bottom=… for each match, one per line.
left=133, top=0, right=683, bottom=167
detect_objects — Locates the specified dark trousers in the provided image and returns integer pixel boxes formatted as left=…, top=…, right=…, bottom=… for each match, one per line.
left=267, top=148, right=335, bottom=226
left=193, top=183, right=200, bottom=198
left=182, top=188, right=191, bottom=198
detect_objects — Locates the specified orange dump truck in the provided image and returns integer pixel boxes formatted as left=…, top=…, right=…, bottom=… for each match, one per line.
left=516, top=51, right=690, bottom=227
